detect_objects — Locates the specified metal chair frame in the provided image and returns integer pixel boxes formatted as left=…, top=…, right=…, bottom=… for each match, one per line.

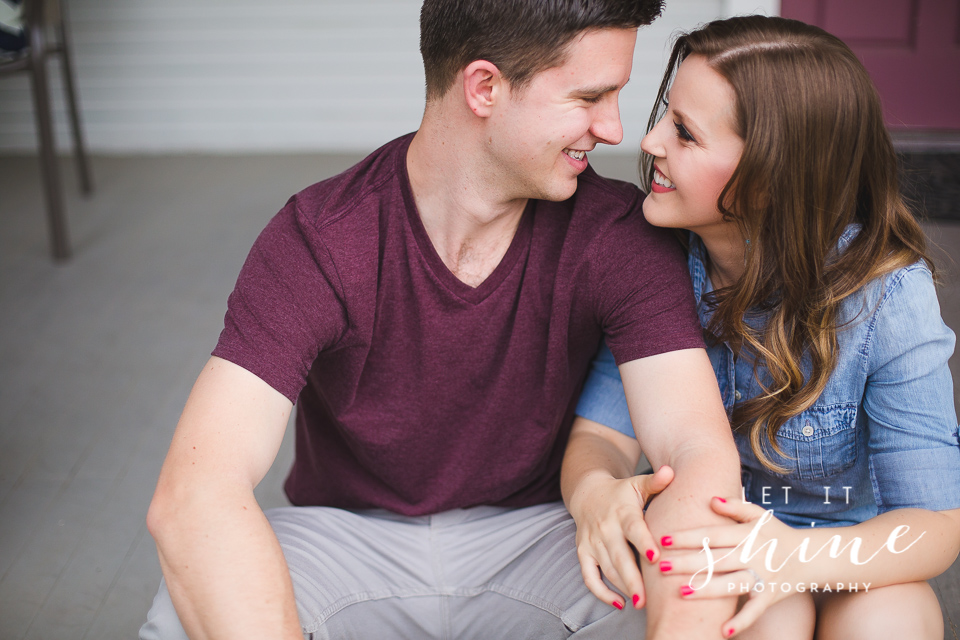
left=0, top=0, right=92, bottom=260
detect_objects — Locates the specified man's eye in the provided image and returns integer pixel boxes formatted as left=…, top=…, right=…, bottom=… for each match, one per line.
left=581, top=95, right=603, bottom=104
left=674, top=122, right=695, bottom=142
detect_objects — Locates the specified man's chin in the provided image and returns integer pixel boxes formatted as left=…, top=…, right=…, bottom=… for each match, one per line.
left=535, top=179, right=580, bottom=203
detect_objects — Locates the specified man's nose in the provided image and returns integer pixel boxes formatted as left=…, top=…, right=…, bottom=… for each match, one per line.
left=591, top=99, right=624, bottom=146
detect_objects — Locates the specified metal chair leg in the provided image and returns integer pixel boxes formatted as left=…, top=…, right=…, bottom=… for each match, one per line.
left=56, top=0, right=92, bottom=195
left=28, top=14, right=71, bottom=261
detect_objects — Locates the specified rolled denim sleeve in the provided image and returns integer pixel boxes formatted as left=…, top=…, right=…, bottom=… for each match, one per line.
left=575, top=341, right=635, bottom=438
left=863, top=264, right=960, bottom=512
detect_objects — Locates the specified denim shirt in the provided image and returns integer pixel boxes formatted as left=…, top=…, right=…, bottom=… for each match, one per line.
left=577, top=231, right=960, bottom=527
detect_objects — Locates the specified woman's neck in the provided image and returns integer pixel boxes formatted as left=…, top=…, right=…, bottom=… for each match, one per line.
left=697, top=227, right=747, bottom=290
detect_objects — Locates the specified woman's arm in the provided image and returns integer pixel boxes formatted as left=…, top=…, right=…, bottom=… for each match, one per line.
left=861, top=265, right=960, bottom=514
left=795, top=507, right=960, bottom=587
left=662, top=499, right=960, bottom=635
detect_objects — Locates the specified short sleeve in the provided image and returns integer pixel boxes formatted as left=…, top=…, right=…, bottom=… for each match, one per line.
left=863, top=264, right=960, bottom=512
left=590, top=195, right=704, bottom=365
left=212, top=200, right=348, bottom=402
left=576, top=341, right=635, bottom=438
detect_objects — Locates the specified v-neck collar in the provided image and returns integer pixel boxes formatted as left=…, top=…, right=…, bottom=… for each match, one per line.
left=397, top=136, right=534, bottom=305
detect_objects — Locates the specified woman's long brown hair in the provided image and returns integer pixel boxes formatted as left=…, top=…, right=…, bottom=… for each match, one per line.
left=641, top=16, right=933, bottom=471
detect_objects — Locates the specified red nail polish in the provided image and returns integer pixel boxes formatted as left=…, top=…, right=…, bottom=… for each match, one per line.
left=680, top=586, right=694, bottom=597
left=715, top=496, right=727, bottom=503
left=613, top=600, right=624, bottom=610
left=645, top=549, right=655, bottom=562
left=632, top=594, right=640, bottom=607
left=661, top=535, right=673, bottom=547
left=659, top=560, right=672, bottom=572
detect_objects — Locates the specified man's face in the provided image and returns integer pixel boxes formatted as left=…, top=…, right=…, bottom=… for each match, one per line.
left=487, top=28, right=637, bottom=202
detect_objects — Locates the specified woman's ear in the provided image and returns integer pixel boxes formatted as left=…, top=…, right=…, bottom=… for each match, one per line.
left=462, top=60, right=502, bottom=118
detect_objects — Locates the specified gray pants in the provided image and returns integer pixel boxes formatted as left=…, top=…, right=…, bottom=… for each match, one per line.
left=140, top=501, right=645, bottom=639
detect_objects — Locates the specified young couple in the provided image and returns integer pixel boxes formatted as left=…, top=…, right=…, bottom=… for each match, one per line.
left=140, top=1, right=960, bottom=639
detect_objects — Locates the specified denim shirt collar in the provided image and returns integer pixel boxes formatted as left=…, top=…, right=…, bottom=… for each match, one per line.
left=687, top=233, right=716, bottom=330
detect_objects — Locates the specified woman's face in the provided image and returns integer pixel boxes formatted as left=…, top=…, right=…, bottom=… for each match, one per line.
left=640, top=55, right=744, bottom=241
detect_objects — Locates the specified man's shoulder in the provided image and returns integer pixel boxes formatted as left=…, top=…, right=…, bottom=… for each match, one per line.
left=555, top=165, right=654, bottom=244
left=289, top=133, right=412, bottom=233
left=559, top=166, right=672, bottom=254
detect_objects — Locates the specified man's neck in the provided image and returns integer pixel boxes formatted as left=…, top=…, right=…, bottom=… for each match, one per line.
left=406, top=115, right=528, bottom=288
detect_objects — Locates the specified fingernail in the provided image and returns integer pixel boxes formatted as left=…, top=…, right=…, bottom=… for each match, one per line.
left=632, top=594, right=640, bottom=608
left=726, top=627, right=735, bottom=637
left=680, top=586, right=694, bottom=597
left=715, top=496, right=727, bottom=503
left=659, top=560, right=672, bottom=572
left=613, top=600, right=624, bottom=610
left=645, top=549, right=655, bottom=562
left=661, top=535, right=673, bottom=547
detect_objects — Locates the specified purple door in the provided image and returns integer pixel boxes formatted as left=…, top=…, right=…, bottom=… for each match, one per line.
left=781, top=0, right=960, bottom=130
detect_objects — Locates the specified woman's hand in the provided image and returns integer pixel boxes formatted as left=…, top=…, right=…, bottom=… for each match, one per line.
left=658, top=497, right=805, bottom=638
left=569, top=465, right=675, bottom=610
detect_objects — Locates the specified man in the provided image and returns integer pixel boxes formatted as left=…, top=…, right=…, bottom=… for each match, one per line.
left=141, top=1, right=741, bottom=638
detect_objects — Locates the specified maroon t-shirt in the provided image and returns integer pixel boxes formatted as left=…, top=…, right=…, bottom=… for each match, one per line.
left=213, top=133, right=702, bottom=516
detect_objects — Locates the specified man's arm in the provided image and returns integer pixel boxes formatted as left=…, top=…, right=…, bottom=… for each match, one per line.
left=565, top=347, right=741, bottom=638
left=146, top=356, right=302, bottom=640
left=621, top=348, right=741, bottom=639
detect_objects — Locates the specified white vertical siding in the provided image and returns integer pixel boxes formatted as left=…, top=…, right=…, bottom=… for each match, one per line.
left=0, top=0, right=777, bottom=154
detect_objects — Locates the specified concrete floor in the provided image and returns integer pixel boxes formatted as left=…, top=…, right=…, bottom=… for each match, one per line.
left=0, top=152, right=958, bottom=639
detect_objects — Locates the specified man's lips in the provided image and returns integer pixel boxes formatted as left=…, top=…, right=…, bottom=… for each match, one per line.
left=563, top=148, right=589, bottom=171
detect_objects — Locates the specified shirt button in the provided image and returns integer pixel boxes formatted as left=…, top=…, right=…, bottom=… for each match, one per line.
left=734, top=390, right=742, bottom=401
left=802, top=425, right=814, bottom=437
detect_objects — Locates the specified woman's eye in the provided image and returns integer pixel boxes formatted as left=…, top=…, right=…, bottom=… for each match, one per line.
left=674, top=122, right=695, bottom=142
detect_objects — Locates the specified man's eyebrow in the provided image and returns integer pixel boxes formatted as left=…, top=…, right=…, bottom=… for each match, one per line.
left=571, top=82, right=623, bottom=96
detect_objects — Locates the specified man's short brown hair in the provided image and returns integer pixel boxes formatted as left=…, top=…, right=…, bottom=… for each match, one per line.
left=419, top=0, right=664, bottom=100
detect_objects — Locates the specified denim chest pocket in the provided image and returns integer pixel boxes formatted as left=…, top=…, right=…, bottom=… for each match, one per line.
left=774, top=403, right=859, bottom=480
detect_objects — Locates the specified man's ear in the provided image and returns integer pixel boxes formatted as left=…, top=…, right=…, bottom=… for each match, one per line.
left=462, top=60, right=502, bottom=118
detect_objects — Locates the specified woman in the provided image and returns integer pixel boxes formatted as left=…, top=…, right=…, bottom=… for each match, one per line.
left=562, top=15, right=960, bottom=640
